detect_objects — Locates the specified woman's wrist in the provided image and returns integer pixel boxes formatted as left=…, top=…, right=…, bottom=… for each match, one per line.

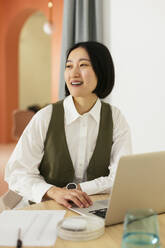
left=77, top=184, right=82, bottom=191
left=42, top=186, right=59, bottom=201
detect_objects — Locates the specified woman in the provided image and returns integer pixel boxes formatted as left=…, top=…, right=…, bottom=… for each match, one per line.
left=5, top=41, right=132, bottom=208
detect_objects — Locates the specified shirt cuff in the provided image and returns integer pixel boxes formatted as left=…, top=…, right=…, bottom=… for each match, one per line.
left=80, top=180, right=100, bottom=195
left=32, top=182, right=53, bottom=203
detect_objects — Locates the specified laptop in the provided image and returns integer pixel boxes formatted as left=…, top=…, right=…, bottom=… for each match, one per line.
left=70, top=151, right=165, bottom=226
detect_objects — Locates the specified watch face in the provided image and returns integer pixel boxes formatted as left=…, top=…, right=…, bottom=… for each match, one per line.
left=66, top=183, right=77, bottom=190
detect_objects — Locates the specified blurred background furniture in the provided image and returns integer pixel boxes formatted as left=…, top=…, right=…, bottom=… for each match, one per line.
left=12, top=110, right=35, bottom=140
left=0, top=190, right=22, bottom=212
left=0, top=109, right=35, bottom=199
left=0, top=143, right=16, bottom=196
left=27, top=104, right=41, bottom=113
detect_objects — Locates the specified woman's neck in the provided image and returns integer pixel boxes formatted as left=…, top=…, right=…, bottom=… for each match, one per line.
left=73, top=95, right=98, bottom=115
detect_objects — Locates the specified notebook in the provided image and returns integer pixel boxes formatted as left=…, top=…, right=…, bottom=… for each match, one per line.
left=70, top=151, right=165, bottom=226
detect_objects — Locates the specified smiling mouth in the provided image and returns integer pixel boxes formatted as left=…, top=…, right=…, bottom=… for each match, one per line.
left=71, top=82, right=83, bottom=86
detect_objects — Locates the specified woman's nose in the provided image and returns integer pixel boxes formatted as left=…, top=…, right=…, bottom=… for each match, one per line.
left=70, top=65, right=80, bottom=76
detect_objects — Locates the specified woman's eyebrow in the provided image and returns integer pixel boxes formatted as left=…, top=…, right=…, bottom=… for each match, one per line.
left=79, top=58, right=91, bottom=62
left=66, top=58, right=91, bottom=62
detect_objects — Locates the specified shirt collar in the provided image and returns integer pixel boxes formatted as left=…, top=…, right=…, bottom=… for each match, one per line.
left=88, top=98, right=101, bottom=123
left=64, top=95, right=101, bottom=125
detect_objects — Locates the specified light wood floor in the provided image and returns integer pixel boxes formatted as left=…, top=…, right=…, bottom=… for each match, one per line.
left=0, top=143, right=16, bottom=196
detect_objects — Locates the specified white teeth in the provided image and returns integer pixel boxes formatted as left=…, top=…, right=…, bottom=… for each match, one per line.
left=71, top=82, right=82, bottom=85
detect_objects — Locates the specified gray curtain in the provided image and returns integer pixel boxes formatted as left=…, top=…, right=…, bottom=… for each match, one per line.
left=59, top=0, right=103, bottom=99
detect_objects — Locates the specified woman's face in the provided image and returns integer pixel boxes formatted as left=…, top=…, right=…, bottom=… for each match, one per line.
left=64, top=47, right=98, bottom=99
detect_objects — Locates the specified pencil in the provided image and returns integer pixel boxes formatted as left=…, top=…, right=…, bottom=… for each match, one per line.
left=17, top=228, right=23, bottom=248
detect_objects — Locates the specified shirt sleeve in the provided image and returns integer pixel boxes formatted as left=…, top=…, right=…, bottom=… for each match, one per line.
left=5, top=105, right=53, bottom=203
left=80, top=105, right=132, bottom=195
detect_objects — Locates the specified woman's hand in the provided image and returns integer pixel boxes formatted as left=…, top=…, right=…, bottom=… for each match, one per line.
left=43, top=186, right=93, bottom=208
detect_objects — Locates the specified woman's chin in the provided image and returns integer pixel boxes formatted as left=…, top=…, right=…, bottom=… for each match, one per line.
left=69, top=91, right=85, bottom=98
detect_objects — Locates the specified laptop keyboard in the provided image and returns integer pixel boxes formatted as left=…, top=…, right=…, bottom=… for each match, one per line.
left=89, top=208, right=107, bottom=219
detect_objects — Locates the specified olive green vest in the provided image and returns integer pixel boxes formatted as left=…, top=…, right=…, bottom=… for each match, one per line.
left=39, top=100, right=113, bottom=187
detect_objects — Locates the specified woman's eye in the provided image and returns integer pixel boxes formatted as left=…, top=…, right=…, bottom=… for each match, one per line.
left=80, top=63, right=88, bottom=67
left=65, top=64, right=72, bottom=68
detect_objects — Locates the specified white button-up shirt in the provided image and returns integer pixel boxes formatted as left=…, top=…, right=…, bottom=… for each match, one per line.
left=5, top=96, right=132, bottom=203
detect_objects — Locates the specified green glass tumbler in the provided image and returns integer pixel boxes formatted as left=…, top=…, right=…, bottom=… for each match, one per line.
left=121, top=209, right=160, bottom=248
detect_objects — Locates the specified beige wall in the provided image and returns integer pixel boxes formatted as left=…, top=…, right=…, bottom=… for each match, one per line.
left=19, top=11, right=51, bottom=110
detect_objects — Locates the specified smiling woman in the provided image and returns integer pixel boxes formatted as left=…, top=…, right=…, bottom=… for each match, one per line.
left=65, top=41, right=115, bottom=99
left=64, top=47, right=98, bottom=113
left=5, top=41, right=132, bottom=210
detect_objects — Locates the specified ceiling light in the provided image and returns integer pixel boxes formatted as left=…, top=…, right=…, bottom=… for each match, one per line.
left=43, top=1, right=55, bottom=35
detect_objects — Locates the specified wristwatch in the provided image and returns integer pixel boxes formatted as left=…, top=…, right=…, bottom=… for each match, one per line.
left=66, top=182, right=77, bottom=190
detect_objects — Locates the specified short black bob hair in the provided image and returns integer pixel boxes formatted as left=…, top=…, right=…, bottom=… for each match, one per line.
left=65, top=41, right=115, bottom=98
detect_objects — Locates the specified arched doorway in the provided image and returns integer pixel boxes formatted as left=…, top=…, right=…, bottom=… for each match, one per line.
left=19, top=11, right=51, bottom=110
left=4, top=9, right=39, bottom=142
left=0, top=0, right=63, bottom=143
